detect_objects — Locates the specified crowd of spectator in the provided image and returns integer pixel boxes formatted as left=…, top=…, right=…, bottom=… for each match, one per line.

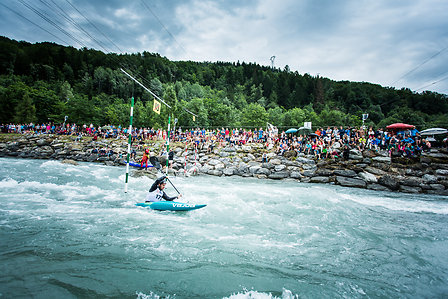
left=1, top=122, right=447, bottom=161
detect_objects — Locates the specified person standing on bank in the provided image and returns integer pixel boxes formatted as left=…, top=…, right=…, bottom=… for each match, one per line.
left=146, top=176, right=182, bottom=202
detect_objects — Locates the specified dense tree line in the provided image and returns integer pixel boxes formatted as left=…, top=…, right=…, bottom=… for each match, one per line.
left=0, top=36, right=447, bottom=130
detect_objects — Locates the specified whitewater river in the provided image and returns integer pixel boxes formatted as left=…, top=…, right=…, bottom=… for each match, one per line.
left=0, top=157, right=447, bottom=298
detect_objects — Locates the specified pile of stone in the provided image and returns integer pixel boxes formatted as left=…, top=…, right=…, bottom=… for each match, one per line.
left=1, top=134, right=447, bottom=196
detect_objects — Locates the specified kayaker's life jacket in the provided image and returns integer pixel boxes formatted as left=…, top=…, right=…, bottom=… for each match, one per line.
left=146, top=188, right=164, bottom=202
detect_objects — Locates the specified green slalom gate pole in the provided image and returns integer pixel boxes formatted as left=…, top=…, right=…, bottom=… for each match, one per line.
left=165, top=115, right=171, bottom=175
left=125, top=97, right=134, bottom=193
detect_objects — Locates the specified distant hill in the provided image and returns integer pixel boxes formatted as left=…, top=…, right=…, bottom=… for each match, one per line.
left=0, top=36, right=447, bottom=129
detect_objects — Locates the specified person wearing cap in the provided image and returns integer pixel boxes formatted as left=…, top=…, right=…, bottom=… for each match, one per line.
left=145, top=176, right=182, bottom=202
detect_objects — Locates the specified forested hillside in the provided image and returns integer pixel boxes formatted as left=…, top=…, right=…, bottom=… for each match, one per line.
left=1, top=36, right=447, bottom=129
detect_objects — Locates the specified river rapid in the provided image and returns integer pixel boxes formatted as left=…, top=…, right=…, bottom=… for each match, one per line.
left=0, top=157, right=447, bottom=298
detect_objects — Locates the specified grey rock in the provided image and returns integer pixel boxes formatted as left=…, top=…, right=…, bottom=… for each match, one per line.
left=223, top=146, right=237, bottom=152
left=215, top=163, right=225, bottom=170
left=367, top=183, right=391, bottom=191
left=358, top=172, right=378, bottom=183
left=435, top=169, right=448, bottom=176
left=274, top=164, right=287, bottom=172
left=296, top=157, right=315, bottom=165
left=238, top=162, right=249, bottom=173
left=422, top=174, right=438, bottom=184
left=333, top=169, right=357, bottom=177
left=424, top=189, right=448, bottom=196
left=256, top=167, right=271, bottom=175
left=268, top=171, right=289, bottom=180
left=249, top=166, right=261, bottom=174
left=429, top=184, right=445, bottom=190
left=200, top=165, right=213, bottom=173
left=211, top=169, right=223, bottom=176
left=372, top=156, right=391, bottom=163
left=349, top=154, right=363, bottom=160
left=310, top=176, right=330, bottom=183
left=247, top=153, right=256, bottom=160
left=270, top=158, right=282, bottom=165
left=401, top=177, right=422, bottom=187
left=290, top=171, right=302, bottom=179
left=336, top=176, right=366, bottom=188
left=302, top=169, right=316, bottom=177
left=223, top=168, right=236, bottom=176
left=36, top=139, right=50, bottom=146
left=208, top=159, right=221, bottom=166
left=378, top=175, right=400, bottom=191
left=365, top=166, right=387, bottom=176
left=399, top=185, right=422, bottom=193
left=315, top=169, right=333, bottom=176
left=261, top=162, right=274, bottom=169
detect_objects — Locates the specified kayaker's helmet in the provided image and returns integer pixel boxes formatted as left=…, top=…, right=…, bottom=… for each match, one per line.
left=145, top=148, right=150, bottom=154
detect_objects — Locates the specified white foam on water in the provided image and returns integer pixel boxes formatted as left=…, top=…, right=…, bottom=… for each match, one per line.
left=339, top=192, right=448, bottom=215
left=136, top=288, right=298, bottom=299
left=0, top=178, right=19, bottom=188
left=40, top=160, right=63, bottom=168
left=224, top=288, right=298, bottom=299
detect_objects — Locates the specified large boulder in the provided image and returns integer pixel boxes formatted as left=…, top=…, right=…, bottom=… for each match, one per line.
left=367, top=184, right=391, bottom=191
left=336, top=176, right=366, bottom=188
left=399, top=185, right=422, bottom=194
left=315, top=169, right=333, bottom=176
left=208, top=159, right=221, bottom=166
left=333, top=169, right=357, bottom=177
left=261, top=162, right=274, bottom=169
left=378, top=175, right=400, bottom=191
left=238, top=162, right=249, bottom=173
left=284, top=150, right=297, bottom=159
left=302, top=169, right=316, bottom=177
left=270, top=158, right=282, bottom=165
left=401, top=177, right=422, bottom=187
left=372, top=156, right=391, bottom=163
left=290, top=171, right=302, bottom=179
left=268, top=171, right=289, bottom=180
left=223, top=168, right=236, bottom=176
left=435, top=169, right=448, bottom=176
left=249, top=166, right=261, bottom=174
left=365, top=166, right=387, bottom=176
left=310, top=176, right=330, bottom=183
left=296, top=157, right=315, bottom=165
left=256, top=167, right=271, bottom=176
left=274, top=164, right=287, bottom=172
left=422, top=174, right=438, bottom=184
left=36, top=139, right=50, bottom=146
left=358, top=172, right=378, bottom=183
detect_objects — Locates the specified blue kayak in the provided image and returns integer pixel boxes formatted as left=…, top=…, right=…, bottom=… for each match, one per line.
left=127, top=161, right=153, bottom=168
left=136, top=201, right=206, bottom=211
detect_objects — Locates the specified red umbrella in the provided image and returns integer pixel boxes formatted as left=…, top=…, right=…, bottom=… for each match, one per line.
left=386, top=123, right=415, bottom=130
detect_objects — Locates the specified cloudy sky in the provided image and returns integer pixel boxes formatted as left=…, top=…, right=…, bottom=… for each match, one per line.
left=1, top=0, right=448, bottom=94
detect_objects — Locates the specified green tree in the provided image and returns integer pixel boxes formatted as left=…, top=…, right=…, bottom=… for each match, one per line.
left=14, top=91, right=36, bottom=123
left=283, top=108, right=306, bottom=127
left=241, top=103, right=268, bottom=128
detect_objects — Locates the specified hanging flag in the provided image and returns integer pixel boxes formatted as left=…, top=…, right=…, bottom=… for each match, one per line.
left=193, top=115, right=196, bottom=122
left=153, top=99, right=161, bottom=114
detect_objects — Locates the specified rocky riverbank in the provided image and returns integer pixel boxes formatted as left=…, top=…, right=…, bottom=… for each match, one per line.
left=1, top=134, right=448, bottom=196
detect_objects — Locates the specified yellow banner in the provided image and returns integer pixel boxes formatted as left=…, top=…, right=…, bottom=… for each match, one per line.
left=153, top=99, right=161, bottom=114
left=193, top=115, right=196, bottom=122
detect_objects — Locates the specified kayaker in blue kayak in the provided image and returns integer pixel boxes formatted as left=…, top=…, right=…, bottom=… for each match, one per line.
left=146, top=176, right=182, bottom=202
